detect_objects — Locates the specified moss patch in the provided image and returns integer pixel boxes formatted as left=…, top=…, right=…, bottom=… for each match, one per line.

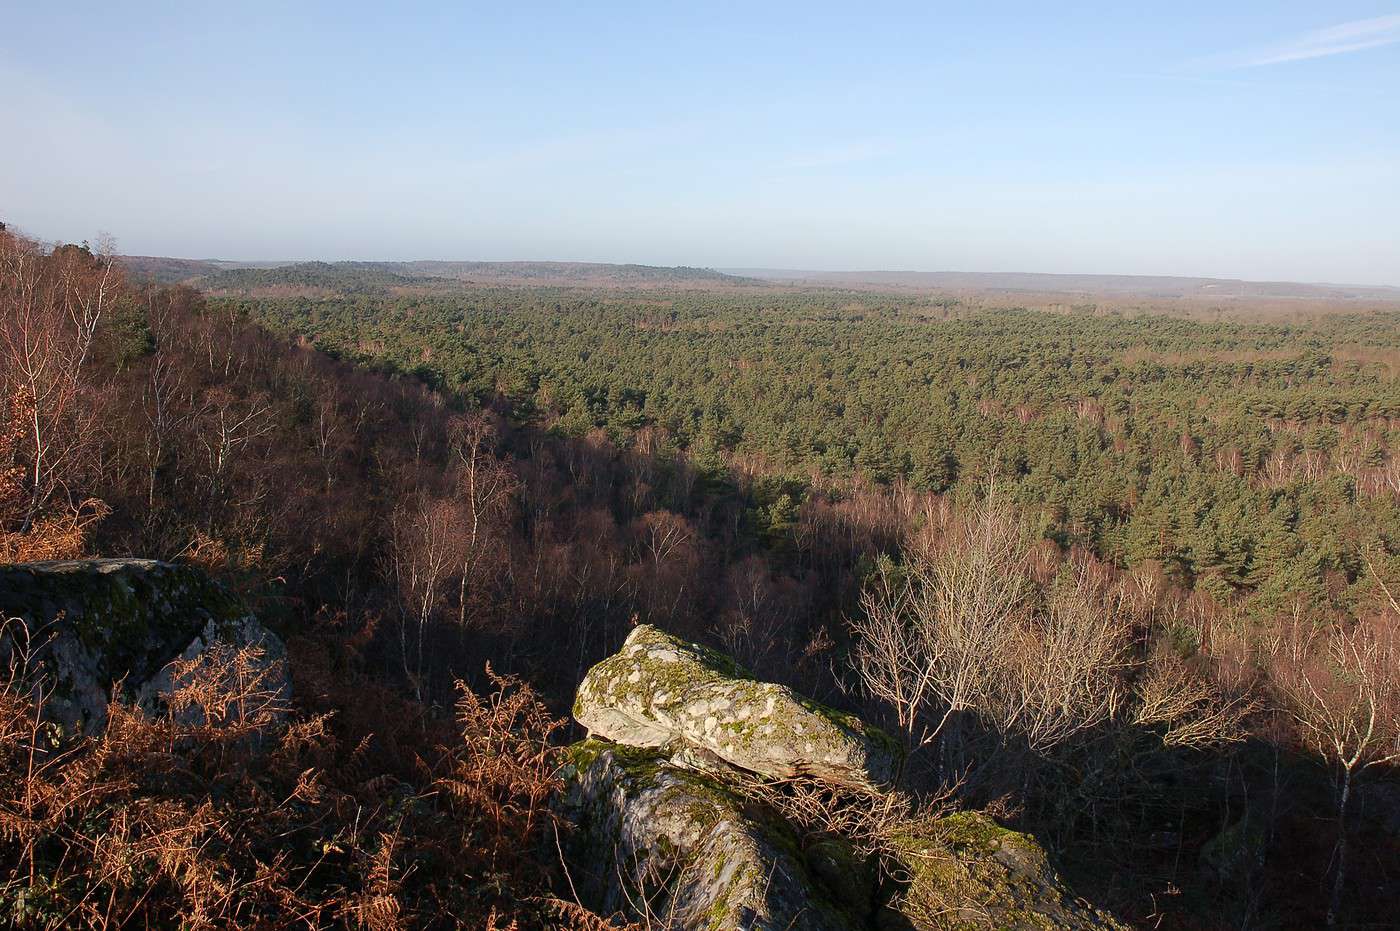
left=0, top=559, right=265, bottom=731
left=888, top=812, right=1125, bottom=931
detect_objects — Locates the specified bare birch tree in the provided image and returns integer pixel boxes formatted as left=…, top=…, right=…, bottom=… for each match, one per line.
left=1269, top=615, right=1400, bottom=929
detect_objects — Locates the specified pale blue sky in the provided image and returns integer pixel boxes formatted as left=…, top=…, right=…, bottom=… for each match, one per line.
left=2, top=2, right=1398, bottom=284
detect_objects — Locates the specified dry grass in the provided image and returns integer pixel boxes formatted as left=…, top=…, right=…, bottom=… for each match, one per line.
left=0, top=628, right=613, bottom=929
left=733, top=773, right=931, bottom=863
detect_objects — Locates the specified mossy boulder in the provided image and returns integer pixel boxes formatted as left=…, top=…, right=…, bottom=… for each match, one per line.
left=558, top=739, right=864, bottom=931
left=574, top=625, right=899, bottom=791
left=0, top=559, right=287, bottom=733
left=564, top=629, right=1125, bottom=930
left=882, top=812, right=1127, bottom=931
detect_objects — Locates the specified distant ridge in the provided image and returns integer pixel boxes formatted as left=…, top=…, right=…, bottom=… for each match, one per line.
left=119, top=254, right=1400, bottom=305
left=119, top=255, right=287, bottom=284
left=724, top=268, right=1400, bottom=302
left=120, top=256, right=760, bottom=292
left=387, top=261, right=758, bottom=285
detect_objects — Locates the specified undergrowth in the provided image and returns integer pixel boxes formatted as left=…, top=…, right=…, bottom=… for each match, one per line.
left=0, top=615, right=620, bottom=929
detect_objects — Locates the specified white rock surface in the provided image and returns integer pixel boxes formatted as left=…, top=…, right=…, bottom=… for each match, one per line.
left=574, top=624, right=899, bottom=791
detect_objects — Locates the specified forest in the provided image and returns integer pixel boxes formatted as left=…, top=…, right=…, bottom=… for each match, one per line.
left=236, top=285, right=1400, bottom=620
left=1, top=231, right=1398, bottom=929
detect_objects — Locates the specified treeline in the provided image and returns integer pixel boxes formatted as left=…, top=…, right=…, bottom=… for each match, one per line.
left=184, top=260, right=760, bottom=297
left=198, top=261, right=449, bottom=296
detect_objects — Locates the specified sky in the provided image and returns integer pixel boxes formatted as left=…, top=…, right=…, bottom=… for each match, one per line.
left=2, top=2, right=1398, bottom=285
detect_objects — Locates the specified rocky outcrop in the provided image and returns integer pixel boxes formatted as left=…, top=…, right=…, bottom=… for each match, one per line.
left=0, top=559, right=288, bottom=733
left=560, top=740, right=865, bottom=931
left=562, top=626, right=1126, bottom=931
left=883, top=813, right=1128, bottom=930
left=574, top=624, right=899, bottom=791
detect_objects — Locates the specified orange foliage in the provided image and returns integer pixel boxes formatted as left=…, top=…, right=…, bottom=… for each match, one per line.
left=0, top=631, right=612, bottom=929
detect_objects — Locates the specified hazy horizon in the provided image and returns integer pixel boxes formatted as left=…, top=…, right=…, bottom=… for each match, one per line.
left=93, top=251, right=1400, bottom=292
left=4, top=3, right=1399, bottom=285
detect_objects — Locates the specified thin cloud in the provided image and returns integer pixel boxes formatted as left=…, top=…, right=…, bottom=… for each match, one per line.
left=1205, top=14, right=1400, bottom=69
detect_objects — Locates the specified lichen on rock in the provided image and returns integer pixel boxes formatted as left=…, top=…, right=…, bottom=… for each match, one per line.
left=574, top=624, right=899, bottom=791
left=559, top=739, right=861, bottom=931
left=563, top=625, right=1128, bottom=931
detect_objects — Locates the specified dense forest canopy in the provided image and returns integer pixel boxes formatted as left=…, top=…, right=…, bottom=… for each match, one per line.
left=232, top=286, right=1400, bottom=619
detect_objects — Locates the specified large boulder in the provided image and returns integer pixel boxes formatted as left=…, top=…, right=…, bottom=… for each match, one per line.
left=559, top=743, right=1128, bottom=931
left=0, top=558, right=288, bottom=733
left=881, top=812, right=1129, bottom=931
left=559, top=739, right=867, bottom=931
left=574, top=625, right=899, bottom=791
left=564, top=627, right=1128, bottom=931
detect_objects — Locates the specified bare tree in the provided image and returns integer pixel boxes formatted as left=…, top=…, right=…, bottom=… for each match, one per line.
left=997, top=558, right=1131, bottom=753
left=385, top=493, right=467, bottom=700
left=449, top=413, right=518, bottom=630
left=56, top=234, right=120, bottom=374
left=851, top=486, right=1038, bottom=761
left=1132, top=649, right=1252, bottom=750
left=715, top=555, right=799, bottom=674
left=1269, top=615, right=1400, bottom=929
left=0, top=231, right=117, bottom=533
left=311, top=389, right=344, bottom=492
left=195, top=387, right=274, bottom=508
left=852, top=482, right=1245, bottom=797
left=141, top=350, right=185, bottom=507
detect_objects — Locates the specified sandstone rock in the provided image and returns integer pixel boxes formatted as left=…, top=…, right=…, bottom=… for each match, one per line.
left=0, top=558, right=288, bottom=733
left=564, top=628, right=1126, bottom=931
left=574, top=624, right=899, bottom=791
left=559, top=739, right=866, bottom=931
left=882, top=812, right=1128, bottom=931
